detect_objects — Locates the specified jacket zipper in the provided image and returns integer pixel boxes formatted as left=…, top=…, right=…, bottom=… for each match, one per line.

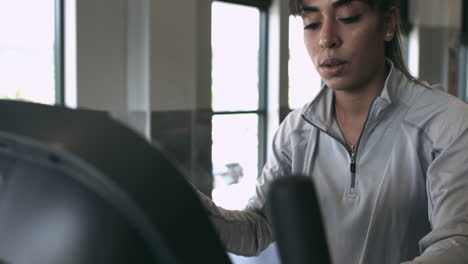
left=350, top=144, right=356, bottom=190
left=301, top=97, right=378, bottom=195
left=349, top=97, right=377, bottom=193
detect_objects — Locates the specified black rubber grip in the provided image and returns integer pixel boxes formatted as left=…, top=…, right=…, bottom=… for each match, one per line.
left=268, top=176, right=332, bottom=264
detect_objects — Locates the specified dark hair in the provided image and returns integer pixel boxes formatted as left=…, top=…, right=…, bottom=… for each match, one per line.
left=289, top=0, right=427, bottom=87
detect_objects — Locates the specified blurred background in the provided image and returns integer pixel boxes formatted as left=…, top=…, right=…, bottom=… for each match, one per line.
left=0, top=0, right=466, bottom=263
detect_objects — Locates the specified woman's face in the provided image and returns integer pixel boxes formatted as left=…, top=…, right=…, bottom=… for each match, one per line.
left=301, top=0, right=392, bottom=91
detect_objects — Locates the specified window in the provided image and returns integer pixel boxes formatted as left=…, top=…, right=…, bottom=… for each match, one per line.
left=288, top=15, right=322, bottom=110
left=211, top=1, right=268, bottom=210
left=0, top=0, right=63, bottom=105
left=459, top=42, right=468, bottom=101
left=460, top=5, right=468, bottom=102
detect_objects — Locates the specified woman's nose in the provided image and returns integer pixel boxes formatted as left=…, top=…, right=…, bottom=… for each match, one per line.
left=319, top=20, right=341, bottom=48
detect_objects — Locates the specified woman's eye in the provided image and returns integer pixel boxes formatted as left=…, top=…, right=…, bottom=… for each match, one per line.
left=304, top=23, right=320, bottom=30
left=303, top=14, right=361, bottom=30
left=338, top=15, right=361, bottom=24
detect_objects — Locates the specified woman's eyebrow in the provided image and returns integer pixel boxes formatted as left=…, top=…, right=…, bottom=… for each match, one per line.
left=301, top=5, right=319, bottom=13
left=332, top=0, right=354, bottom=8
left=301, top=0, right=354, bottom=13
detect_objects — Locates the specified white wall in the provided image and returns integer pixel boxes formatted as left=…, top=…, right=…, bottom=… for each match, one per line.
left=66, top=0, right=213, bottom=112
left=74, top=0, right=128, bottom=111
left=65, top=0, right=289, bottom=139
left=150, top=0, right=212, bottom=111
left=408, top=0, right=463, bottom=94
left=410, top=0, right=462, bottom=28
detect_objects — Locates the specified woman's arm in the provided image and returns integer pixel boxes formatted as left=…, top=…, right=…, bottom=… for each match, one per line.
left=195, top=118, right=294, bottom=256
left=196, top=190, right=273, bottom=256
left=403, top=103, right=468, bottom=264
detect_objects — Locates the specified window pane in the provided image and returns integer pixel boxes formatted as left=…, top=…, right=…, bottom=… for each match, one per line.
left=0, top=0, right=56, bottom=104
left=212, top=2, right=259, bottom=112
left=288, top=15, right=322, bottom=109
left=212, top=114, right=258, bottom=210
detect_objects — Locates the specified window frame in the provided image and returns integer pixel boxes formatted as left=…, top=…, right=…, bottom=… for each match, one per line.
left=211, top=0, right=270, bottom=177
left=459, top=1, right=468, bottom=102
left=459, top=35, right=468, bottom=102
left=216, top=0, right=271, bottom=9
left=54, top=0, right=65, bottom=105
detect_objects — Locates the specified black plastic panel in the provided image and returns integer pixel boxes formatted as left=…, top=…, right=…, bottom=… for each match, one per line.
left=0, top=100, right=231, bottom=264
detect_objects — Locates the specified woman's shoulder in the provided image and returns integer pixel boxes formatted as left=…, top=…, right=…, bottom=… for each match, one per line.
left=403, top=81, right=468, bottom=145
left=279, top=103, right=317, bottom=131
left=404, top=81, right=468, bottom=121
left=272, top=103, right=319, bottom=148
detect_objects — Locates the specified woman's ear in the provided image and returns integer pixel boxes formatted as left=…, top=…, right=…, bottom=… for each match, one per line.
left=383, top=6, right=398, bottom=42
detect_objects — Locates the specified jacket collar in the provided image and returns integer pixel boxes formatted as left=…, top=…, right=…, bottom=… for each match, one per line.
left=301, top=59, right=406, bottom=131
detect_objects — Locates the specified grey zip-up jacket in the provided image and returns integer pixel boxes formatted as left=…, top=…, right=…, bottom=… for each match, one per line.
left=199, top=61, right=468, bottom=263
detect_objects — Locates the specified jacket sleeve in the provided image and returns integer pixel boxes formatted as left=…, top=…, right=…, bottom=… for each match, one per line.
left=195, top=121, right=293, bottom=256
left=402, top=102, right=468, bottom=264
left=195, top=189, right=273, bottom=256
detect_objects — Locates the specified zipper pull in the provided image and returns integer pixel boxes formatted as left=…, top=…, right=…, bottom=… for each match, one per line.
left=350, top=145, right=356, bottom=174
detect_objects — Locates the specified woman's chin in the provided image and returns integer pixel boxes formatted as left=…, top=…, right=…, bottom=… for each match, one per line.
left=322, top=79, right=351, bottom=91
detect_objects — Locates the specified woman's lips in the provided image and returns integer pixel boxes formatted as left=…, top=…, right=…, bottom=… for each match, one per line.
left=320, top=58, right=347, bottom=77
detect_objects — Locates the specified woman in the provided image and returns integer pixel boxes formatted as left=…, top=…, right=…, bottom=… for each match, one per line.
left=199, top=0, right=468, bottom=263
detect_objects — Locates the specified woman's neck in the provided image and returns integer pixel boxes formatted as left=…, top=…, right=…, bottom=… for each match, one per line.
left=334, top=61, right=389, bottom=119
left=333, top=61, right=389, bottom=148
